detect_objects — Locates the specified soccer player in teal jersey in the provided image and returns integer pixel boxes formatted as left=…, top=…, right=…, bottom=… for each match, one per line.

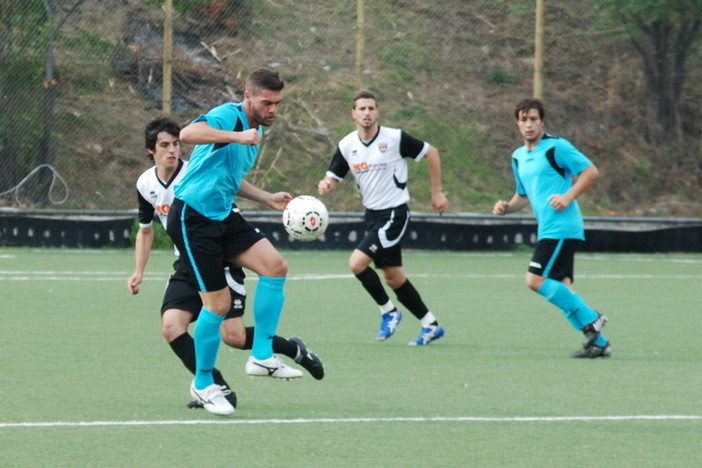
left=167, top=68, right=302, bottom=416
left=493, top=98, right=611, bottom=359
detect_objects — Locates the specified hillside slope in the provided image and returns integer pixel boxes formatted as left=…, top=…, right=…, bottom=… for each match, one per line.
left=47, top=0, right=702, bottom=217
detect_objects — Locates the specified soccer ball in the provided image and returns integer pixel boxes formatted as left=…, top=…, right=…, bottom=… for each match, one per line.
left=282, top=195, right=328, bottom=241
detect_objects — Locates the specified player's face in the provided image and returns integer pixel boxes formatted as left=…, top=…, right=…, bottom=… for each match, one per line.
left=247, top=88, right=283, bottom=127
left=149, top=132, right=180, bottom=169
left=352, top=98, right=378, bottom=131
left=516, top=108, right=544, bottom=145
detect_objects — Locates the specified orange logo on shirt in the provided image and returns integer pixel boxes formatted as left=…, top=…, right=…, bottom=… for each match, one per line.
left=156, top=204, right=171, bottom=214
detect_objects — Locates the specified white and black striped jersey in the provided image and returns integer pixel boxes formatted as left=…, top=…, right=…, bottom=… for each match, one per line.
left=326, top=126, right=429, bottom=210
left=136, top=159, right=187, bottom=229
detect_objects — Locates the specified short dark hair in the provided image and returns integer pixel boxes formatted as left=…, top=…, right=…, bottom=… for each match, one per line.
left=353, top=89, right=377, bottom=108
left=246, top=68, right=285, bottom=95
left=144, top=116, right=180, bottom=160
left=514, top=98, right=545, bottom=120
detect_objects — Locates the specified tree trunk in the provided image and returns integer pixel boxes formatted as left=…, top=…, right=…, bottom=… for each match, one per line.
left=633, top=15, right=701, bottom=143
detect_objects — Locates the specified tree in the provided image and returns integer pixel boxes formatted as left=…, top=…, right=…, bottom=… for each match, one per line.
left=40, top=0, right=86, bottom=180
left=0, top=2, right=46, bottom=203
left=596, top=0, right=702, bottom=142
left=0, top=0, right=85, bottom=206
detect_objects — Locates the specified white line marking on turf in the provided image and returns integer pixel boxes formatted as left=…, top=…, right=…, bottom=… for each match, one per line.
left=3, top=272, right=702, bottom=281
left=2, top=415, right=701, bottom=429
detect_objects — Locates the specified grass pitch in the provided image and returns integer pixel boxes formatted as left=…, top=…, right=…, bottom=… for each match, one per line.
left=1, top=248, right=701, bottom=467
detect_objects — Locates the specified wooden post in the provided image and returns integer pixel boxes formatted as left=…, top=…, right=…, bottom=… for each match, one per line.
left=355, top=0, right=365, bottom=90
left=162, top=0, right=173, bottom=115
left=533, top=0, right=544, bottom=99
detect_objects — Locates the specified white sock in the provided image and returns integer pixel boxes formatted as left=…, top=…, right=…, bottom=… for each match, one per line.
left=380, top=301, right=396, bottom=314
left=420, top=311, right=437, bottom=328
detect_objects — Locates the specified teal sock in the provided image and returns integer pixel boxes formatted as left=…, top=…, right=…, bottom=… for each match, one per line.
left=561, top=309, right=583, bottom=331
left=252, top=276, right=286, bottom=360
left=193, top=307, right=224, bottom=390
left=537, top=279, right=596, bottom=331
left=570, top=293, right=598, bottom=327
left=571, top=293, right=609, bottom=345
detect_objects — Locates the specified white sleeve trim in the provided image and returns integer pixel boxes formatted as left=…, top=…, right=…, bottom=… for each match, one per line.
left=325, top=170, right=344, bottom=181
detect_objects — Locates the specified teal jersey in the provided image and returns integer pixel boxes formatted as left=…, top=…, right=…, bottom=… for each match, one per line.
left=174, top=102, right=262, bottom=220
left=511, top=133, right=593, bottom=240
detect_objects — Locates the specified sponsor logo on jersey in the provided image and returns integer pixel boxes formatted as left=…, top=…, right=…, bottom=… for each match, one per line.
left=351, top=161, right=388, bottom=174
left=155, top=204, right=171, bottom=215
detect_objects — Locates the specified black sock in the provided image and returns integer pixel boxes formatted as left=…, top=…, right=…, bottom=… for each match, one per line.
left=243, top=327, right=297, bottom=359
left=355, top=267, right=390, bottom=305
left=169, top=332, right=196, bottom=375
left=393, top=279, right=429, bottom=320
left=273, top=336, right=298, bottom=359
left=212, top=369, right=228, bottom=388
left=243, top=327, right=255, bottom=350
left=170, top=332, right=225, bottom=385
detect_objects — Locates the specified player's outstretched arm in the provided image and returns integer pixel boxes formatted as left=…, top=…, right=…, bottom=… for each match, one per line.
left=180, top=121, right=261, bottom=146
left=238, top=180, right=292, bottom=211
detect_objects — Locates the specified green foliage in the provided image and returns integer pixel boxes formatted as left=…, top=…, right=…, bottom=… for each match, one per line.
left=486, top=66, right=517, bottom=87
left=144, top=0, right=210, bottom=15
left=128, top=219, right=173, bottom=250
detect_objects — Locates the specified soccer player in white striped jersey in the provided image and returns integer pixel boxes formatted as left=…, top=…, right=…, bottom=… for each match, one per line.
left=128, top=117, right=323, bottom=411
left=318, top=89, right=449, bottom=346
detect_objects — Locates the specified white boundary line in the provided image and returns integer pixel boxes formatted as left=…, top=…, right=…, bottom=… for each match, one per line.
left=2, top=415, right=701, bottom=429
left=2, top=272, right=702, bottom=281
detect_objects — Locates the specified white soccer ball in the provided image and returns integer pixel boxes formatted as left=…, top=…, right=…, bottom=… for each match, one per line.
left=282, top=195, right=328, bottom=241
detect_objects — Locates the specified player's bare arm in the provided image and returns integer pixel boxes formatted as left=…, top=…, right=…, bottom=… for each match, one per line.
left=127, top=225, right=155, bottom=294
left=493, top=194, right=529, bottom=215
left=238, top=180, right=292, bottom=210
left=425, top=146, right=448, bottom=214
left=548, top=164, right=600, bottom=211
left=180, top=121, right=261, bottom=146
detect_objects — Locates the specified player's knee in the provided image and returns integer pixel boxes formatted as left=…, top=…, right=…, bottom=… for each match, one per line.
left=161, top=319, right=187, bottom=342
left=220, top=321, right=246, bottom=349
left=349, top=260, right=364, bottom=275
left=260, top=255, right=288, bottom=277
left=382, top=267, right=405, bottom=289
left=348, top=255, right=369, bottom=275
left=525, top=273, right=543, bottom=292
left=275, top=257, right=289, bottom=276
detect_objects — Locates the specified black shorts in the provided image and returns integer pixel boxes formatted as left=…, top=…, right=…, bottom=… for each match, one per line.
left=357, top=204, right=410, bottom=269
left=161, top=258, right=247, bottom=321
left=528, top=238, right=582, bottom=281
left=167, top=198, right=265, bottom=292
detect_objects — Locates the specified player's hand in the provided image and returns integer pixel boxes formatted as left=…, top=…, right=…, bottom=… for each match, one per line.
left=547, top=193, right=572, bottom=211
left=493, top=200, right=509, bottom=215
left=268, top=191, right=293, bottom=211
left=432, top=191, right=449, bottom=215
left=317, top=179, right=331, bottom=195
left=127, top=273, right=142, bottom=295
left=236, top=129, right=262, bottom=146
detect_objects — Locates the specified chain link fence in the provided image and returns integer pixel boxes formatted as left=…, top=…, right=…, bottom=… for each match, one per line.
left=2, top=0, right=701, bottom=216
